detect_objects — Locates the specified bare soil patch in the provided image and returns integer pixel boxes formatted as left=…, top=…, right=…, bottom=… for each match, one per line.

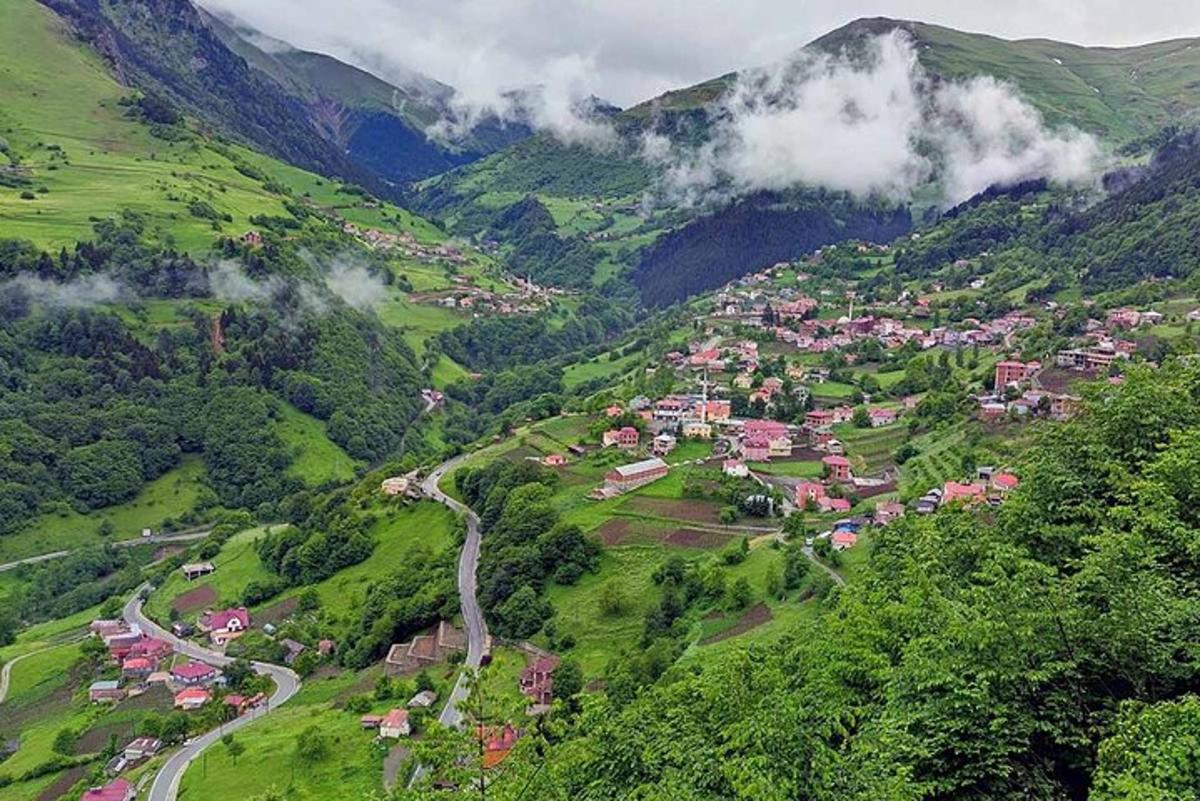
left=172, top=584, right=217, bottom=614
left=663, top=528, right=733, bottom=549
left=36, top=765, right=88, bottom=801
left=700, top=603, right=773, bottom=645
left=625, top=497, right=721, bottom=525
left=75, top=718, right=137, bottom=754
left=254, top=596, right=300, bottom=629
left=856, top=479, right=898, bottom=499
left=595, top=519, right=631, bottom=546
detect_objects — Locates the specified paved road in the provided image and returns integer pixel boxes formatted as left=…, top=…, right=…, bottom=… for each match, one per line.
left=407, top=453, right=490, bottom=789
left=123, top=589, right=300, bottom=801
left=0, top=528, right=213, bottom=574
left=420, top=453, right=489, bottom=726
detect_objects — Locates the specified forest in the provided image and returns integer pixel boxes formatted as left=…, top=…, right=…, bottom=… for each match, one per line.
left=632, top=191, right=912, bottom=306
left=0, top=216, right=425, bottom=538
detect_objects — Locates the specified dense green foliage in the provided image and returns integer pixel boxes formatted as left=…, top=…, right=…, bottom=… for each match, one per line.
left=413, top=361, right=1200, bottom=800
left=0, top=218, right=423, bottom=537
left=456, top=460, right=601, bottom=638
left=633, top=192, right=912, bottom=306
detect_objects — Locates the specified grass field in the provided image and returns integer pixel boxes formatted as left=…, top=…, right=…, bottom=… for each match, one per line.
left=276, top=404, right=361, bottom=487
left=302, top=501, right=456, bottom=620
left=1, top=455, right=207, bottom=563
left=749, top=459, right=823, bottom=478
left=375, top=295, right=466, bottom=355
left=143, top=526, right=277, bottom=623
left=175, top=672, right=385, bottom=801
left=562, top=350, right=642, bottom=389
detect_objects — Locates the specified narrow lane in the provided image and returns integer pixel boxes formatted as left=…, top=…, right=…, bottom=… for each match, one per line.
left=123, top=589, right=300, bottom=801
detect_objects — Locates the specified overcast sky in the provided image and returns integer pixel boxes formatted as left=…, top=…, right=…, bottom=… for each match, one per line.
left=197, top=0, right=1200, bottom=107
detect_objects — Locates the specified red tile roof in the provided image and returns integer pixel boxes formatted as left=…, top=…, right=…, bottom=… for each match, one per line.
left=81, top=778, right=133, bottom=801
left=171, top=662, right=216, bottom=680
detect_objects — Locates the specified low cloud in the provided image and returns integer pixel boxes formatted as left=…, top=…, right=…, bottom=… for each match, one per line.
left=0, top=273, right=125, bottom=308
left=322, top=260, right=390, bottom=310
left=643, top=31, right=1107, bottom=208
left=209, top=256, right=390, bottom=313
left=426, top=52, right=618, bottom=150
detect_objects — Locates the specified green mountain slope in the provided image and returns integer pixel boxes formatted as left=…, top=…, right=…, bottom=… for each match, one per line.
left=631, top=17, right=1200, bottom=142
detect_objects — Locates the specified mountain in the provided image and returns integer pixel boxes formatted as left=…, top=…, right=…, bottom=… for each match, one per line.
left=417, top=17, right=1200, bottom=303
left=37, top=0, right=530, bottom=195
left=634, top=17, right=1200, bottom=142
left=197, top=6, right=532, bottom=183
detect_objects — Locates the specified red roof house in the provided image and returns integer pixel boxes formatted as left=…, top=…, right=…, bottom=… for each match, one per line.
left=831, top=530, right=858, bottom=549
left=171, top=661, right=218, bottom=685
left=794, top=481, right=827, bottom=507
left=199, top=607, right=250, bottom=633
left=943, top=481, right=987, bottom=505
left=519, top=655, right=560, bottom=705
left=174, top=688, right=212, bottom=709
left=822, top=454, right=852, bottom=482
left=991, top=472, right=1020, bottom=493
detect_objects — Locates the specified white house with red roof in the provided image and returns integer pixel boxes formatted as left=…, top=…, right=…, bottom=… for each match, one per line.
left=380, top=708, right=411, bottom=738
left=171, top=661, right=219, bottom=686
left=198, top=607, right=250, bottom=646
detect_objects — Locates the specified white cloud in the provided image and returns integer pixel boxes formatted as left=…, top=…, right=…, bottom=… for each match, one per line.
left=644, top=31, right=1107, bottom=207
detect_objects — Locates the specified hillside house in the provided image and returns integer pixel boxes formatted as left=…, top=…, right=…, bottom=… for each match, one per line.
left=602, top=426, right=639, bottom=449
left=942, top=481, right=987, bottom=506
left=180, top=562, right=215, bottom=580
left=520, top=655, right=560, bottom=706
left=991, top=472, right=1020, bottom=494
left=995, top=360, right=1039, bottom=388
left=874, top=501, right=906, bottom=525
left=173, top=688, right=211, bottom=710
left=408, top=690, right=438, bottom=708
left=478, top=725, right=521, bottom=770
left=123, top=737, right=161, bottom=761
left=198, top=607, right=249, bottom=646
left=543, top=453, right=568, bottom=466
left=89, top=680, right=125, bottom=704
left=794, top=481, right=826, bottom=507
left=831, top=530, right=858, bottom=550
left=380, top=708, right=411, bottom=738
left=723, top=459, right=748, bottom=478
left=652, top=433, right=677, bottom=455
left=805, top=410, right=834, bottom=428
left=742, top=436, right=771, bottom=462
left=122, top=657, right=155, bottom=680
left=681, top=419, right=713, bottom=439
left=171, top=661, right=218, bottom=686
left=603, top=458, right=669, bottom=494
left=281, top=639, right=306, bottom=665
left=868, top=407, right=898, bottom=427
left=822, top=455, right=852, bottom=482
left=384, top=621, right=466, bottom=676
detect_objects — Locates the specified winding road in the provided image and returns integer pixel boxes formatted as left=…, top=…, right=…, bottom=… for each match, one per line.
left=122, top=588, right=300, bottom=801
left=405, top=452, right=490, bottom=789
left=420, top=453, right=489, bottom=727
left=0, top=527, right=213, bottom=574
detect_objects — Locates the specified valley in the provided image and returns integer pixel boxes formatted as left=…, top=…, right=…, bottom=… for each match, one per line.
left=3, top=2, right=1200, bottom=800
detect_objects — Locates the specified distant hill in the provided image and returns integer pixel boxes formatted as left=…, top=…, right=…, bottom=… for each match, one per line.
left=37, top=0, right=530, bottom=194
left=633, top=18, right=1200, bottom=142
left=417, top=17, right=1200, bottom=301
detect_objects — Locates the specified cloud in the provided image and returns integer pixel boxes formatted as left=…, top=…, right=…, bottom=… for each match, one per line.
left=209, top=256, right=391, bottom=313
left=0, top=273, right=125, bottom=308
left=426, top=52, right=618, bottom=150
left=322, top=260, right=389, bottom=310
left=643, top=31, right=1107, bottom=207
